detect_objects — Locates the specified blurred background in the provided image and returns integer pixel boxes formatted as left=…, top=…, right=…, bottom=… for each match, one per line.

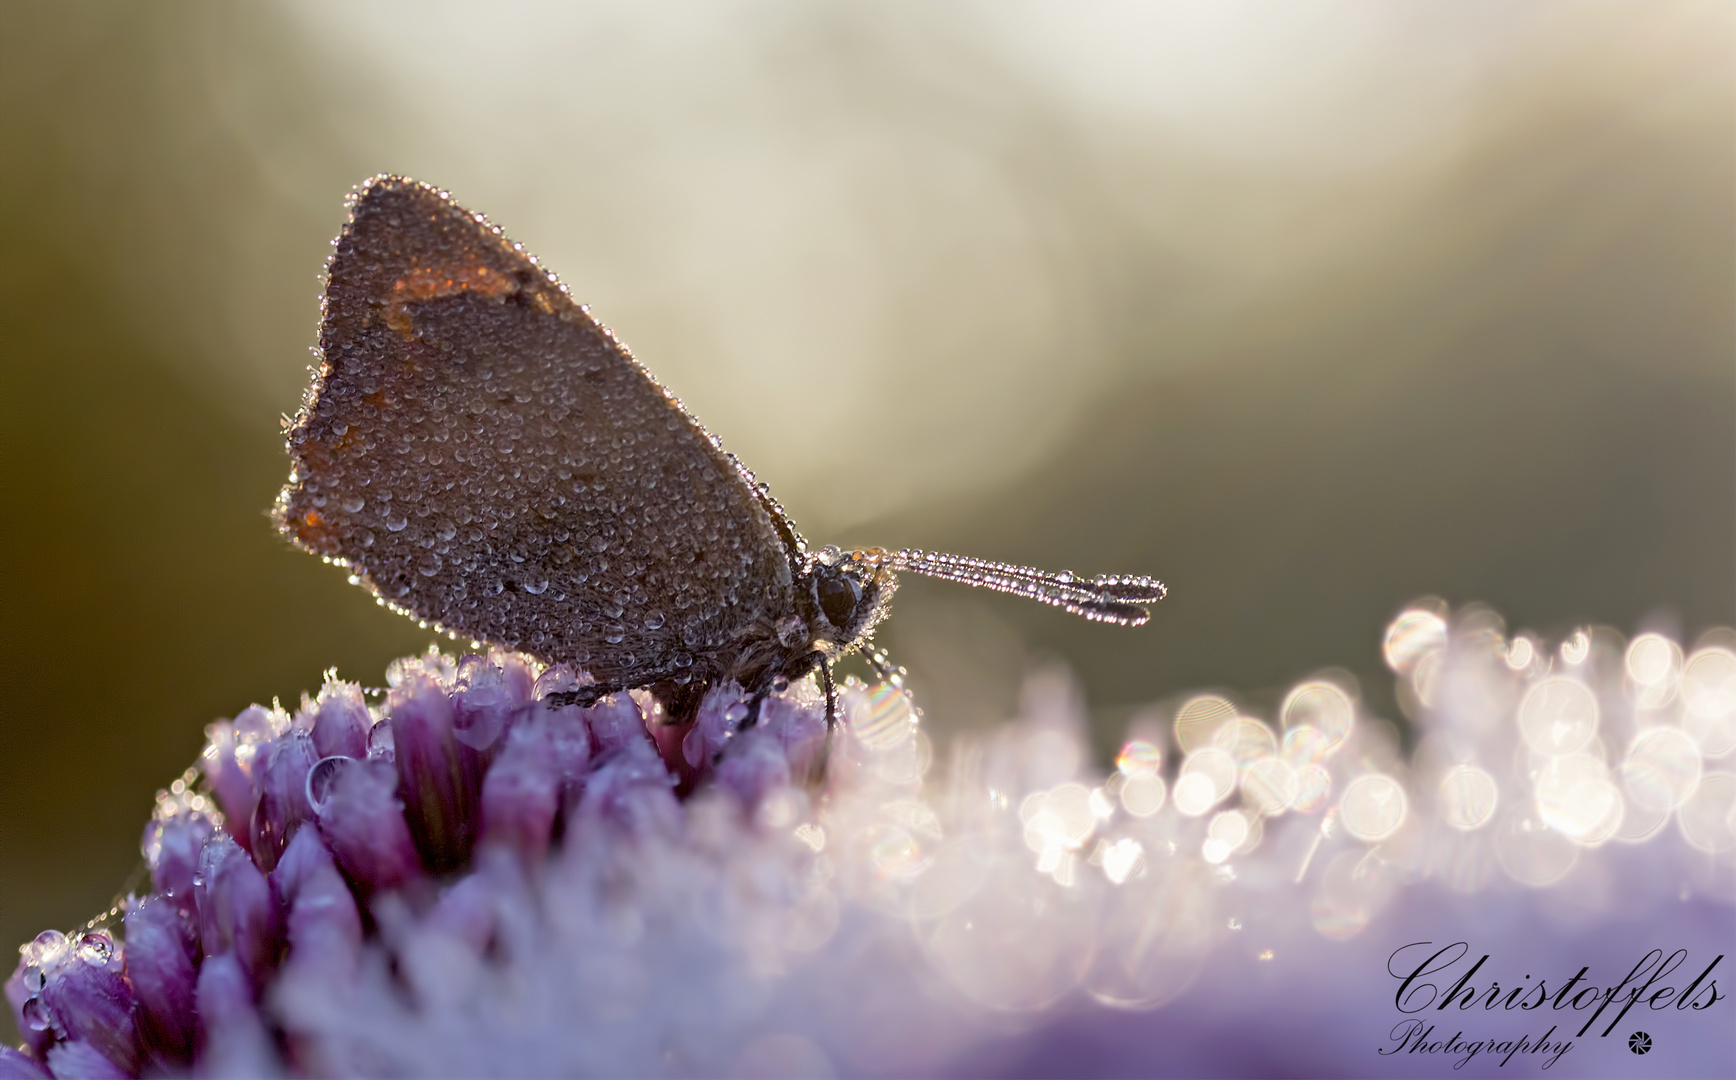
left=1, top=0, right=1730, bottom=1036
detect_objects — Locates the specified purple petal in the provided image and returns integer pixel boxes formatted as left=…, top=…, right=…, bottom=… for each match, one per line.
left=142, top=798, right=218, bottom=911
left=199, top=706, right=277, bottom=855
left=479, top=715, right=559, bottom=859
left=424, top=872, right=498, bottom=955
left=530, top=665, right=597, bottom=798
left=544, top=699, right=593, bottom=794
left=123, top=897, right=197, bottom=1067
left=682, top=681, right=749, bottom=779
left=572, top=739, right=681, bottom=838
left=584, top=693, right=650, bottom=754
left=711, top=727, right=793, bottom=809
left=453, top=651, right=535, bottom=752
left=389, top=671, right=483, bottom=872
left=194, top=954, right=279, bottom=1079
left=37, top=932, right=136, bottom=1075
left=250, top=732, right=320, bottom=873
left=271, top=827, right=362, bottom=980
left=315, top=756, right=424, bottom=895
left=44, top=1041, right=126, bottom=1080
left=301, top=679, right=371, bottom=761
left=759, top=691, right=828, bottom=780
left=0, top=1046, right=50, bottom=1080
left=6, top=941, right=52, bottom=1058
left=195, top=834, right=282, bottom=991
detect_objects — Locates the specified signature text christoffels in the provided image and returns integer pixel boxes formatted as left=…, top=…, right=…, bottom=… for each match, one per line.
left=1380, top=941, right=1723, bottom=1069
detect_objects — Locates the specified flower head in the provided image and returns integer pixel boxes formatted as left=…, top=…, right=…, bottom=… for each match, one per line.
left=7, top=612, right=1735, bottom=1077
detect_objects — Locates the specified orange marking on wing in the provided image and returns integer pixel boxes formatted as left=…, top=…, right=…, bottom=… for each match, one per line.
left=296, top=507, right=340, bottom=554
left=386, top=264, right=518, bottom=336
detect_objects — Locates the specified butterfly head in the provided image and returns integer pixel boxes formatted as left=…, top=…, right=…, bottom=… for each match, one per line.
left=799, top=545, right=897, bottom=655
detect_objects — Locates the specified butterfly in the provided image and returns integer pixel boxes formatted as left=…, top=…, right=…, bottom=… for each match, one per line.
left=276, top=176, right=1163, bottom=726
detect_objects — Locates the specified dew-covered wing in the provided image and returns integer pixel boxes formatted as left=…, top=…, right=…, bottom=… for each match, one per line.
left=276, top=177, right=794, bottom=684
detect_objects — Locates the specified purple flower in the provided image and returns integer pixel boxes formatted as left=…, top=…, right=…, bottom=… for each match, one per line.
left=6, top=607, right=1733, bottom=1077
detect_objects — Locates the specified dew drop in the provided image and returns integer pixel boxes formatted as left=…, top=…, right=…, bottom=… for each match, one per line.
left=367, top=719, right=395, bottom=761
left=306, top=755, right=352, bottom=814
left=29, top=930, right=66, bottom=962
left=75, top=931, right=113, bottom=965
left=21, top=996, right=51, bottom=1032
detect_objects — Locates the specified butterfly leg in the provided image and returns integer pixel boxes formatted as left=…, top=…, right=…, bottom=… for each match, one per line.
left=739, top=683, right=772, bottom=734
left=821, top=659, right=838, bottom=730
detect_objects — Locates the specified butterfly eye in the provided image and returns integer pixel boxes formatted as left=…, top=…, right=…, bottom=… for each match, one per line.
left=814, top=571, right=863, bottom=630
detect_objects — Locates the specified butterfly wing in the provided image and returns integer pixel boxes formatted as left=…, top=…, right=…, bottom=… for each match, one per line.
left=276, top=177, right=796, bottom=686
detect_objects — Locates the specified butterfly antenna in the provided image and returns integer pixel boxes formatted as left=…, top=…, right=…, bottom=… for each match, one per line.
left=876, top=550, right=1165, bottom=626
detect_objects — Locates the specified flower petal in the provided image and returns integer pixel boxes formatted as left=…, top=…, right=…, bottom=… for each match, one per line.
left=390, top=671, right=483, bottom=872
left=142, top=800, right=218, bottom=909
left=0, top=1045, right=50, bottom=1080
left=37, top=933, right=135, bottom=1075
left=479, top=716, right=559, bottom=860
left=44, top=1041, right=126, bottom=1080
left=195, top=834, right=283, bottom=991
left=315, top=757, right=424, bottom=895
left=271, top=827, right=363, bottom=981
left=250, top=732, right=320, bottom=873
left=123, top=897, right=198, bottom=1067
left=303, top=679, right=371, bottom=762
left=193, top=954, right=278, bottom=1079
left=453, top=651, right=536, bottom=752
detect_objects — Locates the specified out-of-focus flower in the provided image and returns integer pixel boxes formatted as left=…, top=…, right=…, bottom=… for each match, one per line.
left=7, top=608, right=1736, bottom=1077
